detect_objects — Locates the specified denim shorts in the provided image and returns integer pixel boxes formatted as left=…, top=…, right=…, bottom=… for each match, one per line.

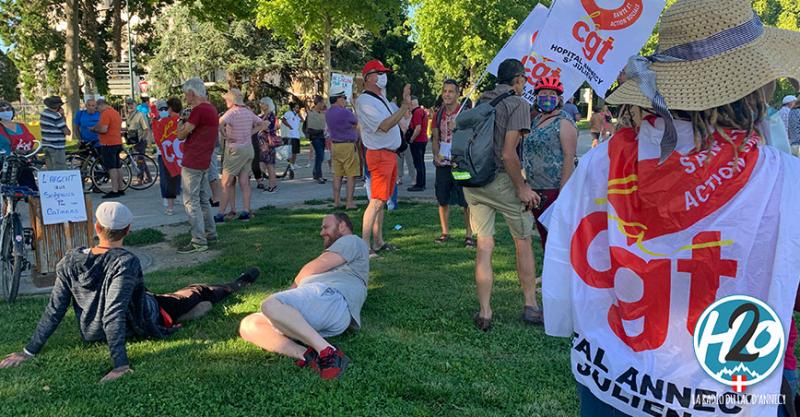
left=270, top=283, right=351, bottom=338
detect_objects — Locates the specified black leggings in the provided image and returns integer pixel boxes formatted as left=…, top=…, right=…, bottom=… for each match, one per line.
left=154, top=284, right=233, bottom=321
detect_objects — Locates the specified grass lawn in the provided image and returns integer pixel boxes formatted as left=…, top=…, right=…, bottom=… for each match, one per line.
left=0, top=202, right=577, bottom=417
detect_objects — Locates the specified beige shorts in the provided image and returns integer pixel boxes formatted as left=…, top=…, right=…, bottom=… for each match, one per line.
left=222, top=145, right=254, bottom=177
left=331, top=142, right=360, bottom=177
left=463, top=172, right=534, bottom=239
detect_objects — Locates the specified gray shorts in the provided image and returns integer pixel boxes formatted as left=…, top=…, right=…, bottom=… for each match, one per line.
left=208, top=147, right=220, bottom=182
left=270, top=283, right=351, bottom=337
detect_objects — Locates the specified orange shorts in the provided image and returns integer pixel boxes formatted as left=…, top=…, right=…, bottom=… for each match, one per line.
left=366, top=149, right=398, bottom=202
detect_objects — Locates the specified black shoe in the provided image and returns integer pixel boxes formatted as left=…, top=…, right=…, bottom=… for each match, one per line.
left=407, top=186, right=425, bottom=192
left=233, top=267, right=261, bottom=289
left=209, top=199, right=220, bottom=208
left=101, top=191, right=119, bottom=199
left=314, top=177, right=327, bottom=184
left=118, top=190, right=125, bottom=196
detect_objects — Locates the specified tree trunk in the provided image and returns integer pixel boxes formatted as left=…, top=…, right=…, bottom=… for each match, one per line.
left=64, top=0, right=81, bottom=139
left=322, top=15, right=332, bottom=98
left=112, top=0, right=122, bottom=61
left=80, top=0, right=99, bottom=95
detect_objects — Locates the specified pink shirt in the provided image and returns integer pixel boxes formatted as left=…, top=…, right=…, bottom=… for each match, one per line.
left=220, top=106, right=261, bottom=149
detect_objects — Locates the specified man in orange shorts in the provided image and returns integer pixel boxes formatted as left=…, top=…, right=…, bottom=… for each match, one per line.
left=354, top=59, right=412, bottom=257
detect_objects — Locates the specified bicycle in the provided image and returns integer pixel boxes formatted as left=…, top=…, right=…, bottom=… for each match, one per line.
left=119, top=142, right=158, bottom=191
left=0, top=151, right=39, bottom=303
left=66, top=143, right=133, bottom=194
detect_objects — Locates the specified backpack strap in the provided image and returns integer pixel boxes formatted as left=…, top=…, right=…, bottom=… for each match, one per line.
left=488, top=90, right=516, bottom=107
left=362, top=90, right=393, bottom=113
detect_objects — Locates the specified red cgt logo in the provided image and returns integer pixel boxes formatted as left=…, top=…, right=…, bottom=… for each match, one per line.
left=580, top=0, right=644, bottom=31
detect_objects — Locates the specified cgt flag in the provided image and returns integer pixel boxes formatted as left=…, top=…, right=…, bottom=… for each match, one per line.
left=485, top=4, right=579, bottom=104
left=540, top=118, right=800, bottom=415
left=533, top=0, right=666, bottom=97
left=151, top=116, right=184, bottom=177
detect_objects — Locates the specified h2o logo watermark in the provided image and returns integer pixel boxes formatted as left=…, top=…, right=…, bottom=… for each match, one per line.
left=693, top=295, right=784, bottom=392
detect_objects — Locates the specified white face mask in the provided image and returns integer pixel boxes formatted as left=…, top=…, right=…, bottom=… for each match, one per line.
left=376, top=73, right=388, bottom=89
left=159, top=110, right=169, bottom=118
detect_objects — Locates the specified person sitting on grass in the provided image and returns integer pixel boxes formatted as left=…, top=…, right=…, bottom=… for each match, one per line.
left=0, top=202, right=260, bottom=383
left=239, top=212, right=369, bottom=380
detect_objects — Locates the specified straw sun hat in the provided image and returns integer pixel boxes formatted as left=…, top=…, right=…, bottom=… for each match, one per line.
left=607, top=0, right=800, bottom=111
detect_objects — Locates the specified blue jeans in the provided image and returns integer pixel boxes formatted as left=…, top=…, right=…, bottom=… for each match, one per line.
left=779, top=369, right=798, bottom=417
left=310, top=136, right=325, bottom=179
left=363, top=154, right=398, bottom=210
left=158, top=156, right=181, bottom=199
left=578, top=384, right=632, bottom=417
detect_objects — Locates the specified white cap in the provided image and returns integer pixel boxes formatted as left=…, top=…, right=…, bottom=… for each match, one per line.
left=330, top=87, right=347, bottom=98
left=95, top=202, right=133, bottom=230
left=783, top=95, right=797, bottom=105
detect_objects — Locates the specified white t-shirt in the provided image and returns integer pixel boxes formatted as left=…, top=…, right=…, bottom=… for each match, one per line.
left=355, top=92, right=401, bottom=151
left=280, top=111, right=302, bottom=139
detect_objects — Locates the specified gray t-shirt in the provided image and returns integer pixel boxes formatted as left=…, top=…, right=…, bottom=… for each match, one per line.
left=301, top=235, right=370, bottom=327
left=479, top=84, right=531, bottom=173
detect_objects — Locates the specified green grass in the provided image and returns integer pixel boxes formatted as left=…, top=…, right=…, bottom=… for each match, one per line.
left=0, top=203, right=577, bottom=417
left=124, top=228, right=166, bottom=247
left=576, top=120, right=589, bottom=130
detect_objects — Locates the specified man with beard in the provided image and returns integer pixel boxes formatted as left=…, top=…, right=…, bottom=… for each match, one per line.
left=239, top=213, right=369, bottom=380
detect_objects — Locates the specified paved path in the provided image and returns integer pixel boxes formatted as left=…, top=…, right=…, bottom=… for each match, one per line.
left=100, top=130, right=594, bottom=230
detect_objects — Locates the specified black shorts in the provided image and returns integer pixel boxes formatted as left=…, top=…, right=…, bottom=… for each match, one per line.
left=100, top=145, right=123, bottom=169
left=283, top=137, right=301, bottom=155
left=435, top=165, right=467, bottom=208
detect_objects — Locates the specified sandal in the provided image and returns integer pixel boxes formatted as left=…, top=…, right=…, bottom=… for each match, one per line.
left=473, top=312, right=492, bottom=332
left=265, top=185, right=278, bottom=193
left=434, top=234, right=449, bottom=244
left=522, top=306, right=544, bottom=325
left=464, top=236, right=475, bottom=248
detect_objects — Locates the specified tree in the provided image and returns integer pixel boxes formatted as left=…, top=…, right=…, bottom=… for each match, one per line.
left=371, top=19, right=437, bottom=106
left=410, top=0, right=547, bottom=88
left=0, top=50, right=20, bottom=101
left=255, top=0, right=400, bottom=96
left=64, top=0, right=80, bottom=136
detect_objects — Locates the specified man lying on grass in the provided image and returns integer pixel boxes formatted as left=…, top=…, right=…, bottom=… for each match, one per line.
left=240, top=213, right=369, bottom=379
left=0, top=202, right=260, bottom=383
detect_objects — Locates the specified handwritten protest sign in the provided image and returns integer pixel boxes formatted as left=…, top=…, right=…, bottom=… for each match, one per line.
left=37, top=170, right=87, bottom=225
left=331, top=73, right=354, bottom=103
left=152, top=116, right=184, bottom=177
left=533, top=0, right=665, bottom=97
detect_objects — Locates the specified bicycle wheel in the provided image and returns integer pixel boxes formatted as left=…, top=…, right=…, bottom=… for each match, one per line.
left=128, top=153, right=159, bottom=190
left=67, top=155, right=94, bottom=192
left=89, top=158, right=132, bottom=193
left=0, top=215, right=23, bottom=303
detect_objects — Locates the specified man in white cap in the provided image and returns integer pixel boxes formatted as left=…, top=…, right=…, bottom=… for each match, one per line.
left=0, top=202, right=260, bottom=383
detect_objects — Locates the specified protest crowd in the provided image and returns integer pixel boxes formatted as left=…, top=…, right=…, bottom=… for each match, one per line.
left=2, top=0, right=800, bottom=415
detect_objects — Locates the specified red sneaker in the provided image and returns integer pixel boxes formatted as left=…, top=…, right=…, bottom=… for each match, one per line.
left=314, top=346, right=350, bottom=380
left=295, top=346, right=317, bottom=368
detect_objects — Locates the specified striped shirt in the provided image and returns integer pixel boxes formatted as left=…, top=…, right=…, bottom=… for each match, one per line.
left=39, top=108, right=68, bottom=149
left=219, top=105, right=262, bottom=149
left=789, top=108, right=800, bottom=145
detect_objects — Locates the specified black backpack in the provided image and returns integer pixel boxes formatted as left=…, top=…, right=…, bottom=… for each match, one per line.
left=450, top=91, right=515, bottom=187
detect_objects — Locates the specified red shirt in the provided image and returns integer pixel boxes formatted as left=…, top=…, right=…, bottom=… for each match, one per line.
left=0, top=122, right=36, bottom=154
left=409, top=107, right=428, bottom=143
left=183, top=102, right=219, bottom=170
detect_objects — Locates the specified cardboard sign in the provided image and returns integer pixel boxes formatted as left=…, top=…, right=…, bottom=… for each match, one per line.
left=37, top=170, right=87, bottom=225
left=151, top=116, right=184, bottom=177
left=331, top=73, right=354, bottom=103
left=533, top=0, right=665, bottom=96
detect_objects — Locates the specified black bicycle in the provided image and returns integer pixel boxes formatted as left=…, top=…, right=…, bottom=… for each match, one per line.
left=0, top=153, right=38, bottom=302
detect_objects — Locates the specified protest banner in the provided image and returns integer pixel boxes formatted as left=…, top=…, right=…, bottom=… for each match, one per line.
left=37, top=170, right=87, bottom=225
left=151, top=115, right=184, bottom=177
left=331, top=73, right=354, bottom=102
left=486, top=5, right=568, bottom=103
left=533, top=0, right=665, bottom=97
left=541, top=122, right=800, bottom=415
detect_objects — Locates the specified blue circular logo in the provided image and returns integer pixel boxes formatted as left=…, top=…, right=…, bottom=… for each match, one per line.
left=693, top=295, right=784, bottom=391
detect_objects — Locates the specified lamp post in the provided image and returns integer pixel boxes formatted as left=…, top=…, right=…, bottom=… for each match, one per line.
left=126, top=0, right=135, bottom=99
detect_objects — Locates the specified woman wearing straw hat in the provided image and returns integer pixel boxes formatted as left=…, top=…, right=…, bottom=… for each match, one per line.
left=540, top=0, right=800, bottom=415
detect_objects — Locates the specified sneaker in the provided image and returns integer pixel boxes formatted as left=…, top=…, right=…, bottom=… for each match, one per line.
left=233, top=267, right=261, bottom=288
left=224, top=211, right=238, bottom=221
left=206, top=235, right=218, bottom=244
left=118, top=190, right=125, bottom=196
left=165, top=208, right=175, bottom=216
left=176, top=301, right=213, bottom=322
left=313, top=346, right=350, bottom=380
left=214, top=214, right=225, bottom=223
left=238, top=212, right=251, bottom=221
left=177, top=243, right=208, bottom=254
left=295, top=346, right=318, bottom=368
left=101, top=191, right=120, bottom=199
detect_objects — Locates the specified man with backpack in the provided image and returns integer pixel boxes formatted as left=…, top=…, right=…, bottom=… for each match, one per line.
left=459, top=58, right=542, bottom=331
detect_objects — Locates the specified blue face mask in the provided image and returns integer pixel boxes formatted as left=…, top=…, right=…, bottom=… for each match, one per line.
left=0, top=111, right=13, bottom=121
left=537, top=95, right=558, bottom=113
left=159, top=110, right=169, bottom=119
